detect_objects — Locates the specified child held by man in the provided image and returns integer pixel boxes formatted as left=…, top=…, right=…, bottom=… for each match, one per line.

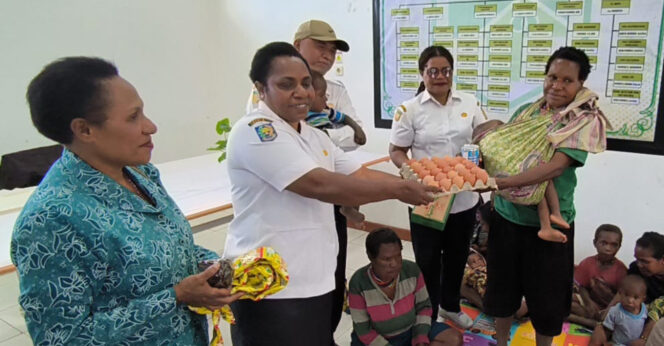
left=308, top=71, right=367, bottom=224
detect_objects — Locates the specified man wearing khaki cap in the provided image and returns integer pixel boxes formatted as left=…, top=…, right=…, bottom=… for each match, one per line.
left=246, top=19, right=364, bottom=152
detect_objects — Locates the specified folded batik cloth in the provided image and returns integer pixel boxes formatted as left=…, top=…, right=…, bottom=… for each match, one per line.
left=189, top=246, right=289, bottom=345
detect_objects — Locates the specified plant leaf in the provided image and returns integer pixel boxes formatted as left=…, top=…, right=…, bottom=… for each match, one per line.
left=217, top=152, right=227, bottom=163
left=216, top=118, right=231, bottom=134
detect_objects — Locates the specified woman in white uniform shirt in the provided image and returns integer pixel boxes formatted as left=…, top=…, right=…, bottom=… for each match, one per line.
left=389, top=45, right=486, bottom=329
left=225, top=42, right=437, bottom=346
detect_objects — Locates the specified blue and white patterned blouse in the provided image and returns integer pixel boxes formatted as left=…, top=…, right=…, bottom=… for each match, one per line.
left=11, top=148, right=217, bottom=345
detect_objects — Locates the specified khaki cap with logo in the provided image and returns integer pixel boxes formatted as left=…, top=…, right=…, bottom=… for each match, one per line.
left=293, top=20, right=350, bottom=52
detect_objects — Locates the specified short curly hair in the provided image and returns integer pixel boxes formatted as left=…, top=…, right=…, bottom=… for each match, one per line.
left=636, top=232, right=664, bottom=259
left=594, top=224, right=623, bottom=244
left=27, top=57, right=118, bottom=144
left=249, top=42, right=310, bottom=85
left=365, top=228, right=403, bottom=260
left=545, top=46, right=591, bottom=81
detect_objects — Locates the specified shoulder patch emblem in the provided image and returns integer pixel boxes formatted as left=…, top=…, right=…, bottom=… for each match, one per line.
left=248, top=118, right=273, bottom=126
left=323, top=149, right=328, bottom=157
left=461, top=112, right=468, bottom=118
left=394, top=105, right=407, bottom=122
left=254, top=123, right=277, bottom=142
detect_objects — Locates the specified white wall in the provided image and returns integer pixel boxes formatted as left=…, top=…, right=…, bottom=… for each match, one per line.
left=2, top=0, right=663, bottom=265
left=218, top=0, right=664, bottom=265
left=0, top=0, right=228, bottom=163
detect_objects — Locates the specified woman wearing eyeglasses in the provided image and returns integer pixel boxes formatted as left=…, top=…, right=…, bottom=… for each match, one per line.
left=389, top=45, right=486, bottom=328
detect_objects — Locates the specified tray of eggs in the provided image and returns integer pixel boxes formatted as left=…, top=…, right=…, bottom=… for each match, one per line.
left=400, top=156, right=497, bottom=195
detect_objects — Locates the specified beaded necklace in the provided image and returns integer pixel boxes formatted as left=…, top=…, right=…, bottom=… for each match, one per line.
left=369, top=266, right=397, bottom=289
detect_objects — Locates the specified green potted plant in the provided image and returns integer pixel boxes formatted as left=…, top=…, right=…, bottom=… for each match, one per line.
left=208, top=118, right=232, bottom=162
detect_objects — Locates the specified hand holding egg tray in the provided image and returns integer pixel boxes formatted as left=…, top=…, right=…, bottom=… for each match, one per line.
left=399, top=155, right=498, bottom=196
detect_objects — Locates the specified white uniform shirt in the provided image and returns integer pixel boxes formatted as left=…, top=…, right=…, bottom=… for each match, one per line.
left=225, top=101, right=362, bottom=299
left=247, top=79, right=364, bottom=151
left=389, top=89, right=486, bottom=214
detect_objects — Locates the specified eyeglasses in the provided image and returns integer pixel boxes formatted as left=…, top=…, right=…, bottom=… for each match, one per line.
left=426, top=67, right=453, bottom=78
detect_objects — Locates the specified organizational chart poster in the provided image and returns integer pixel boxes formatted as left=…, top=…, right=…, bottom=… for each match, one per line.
left=374, top=0, right=664, bottom=145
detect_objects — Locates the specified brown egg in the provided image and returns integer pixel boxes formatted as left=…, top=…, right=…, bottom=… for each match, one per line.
left=420, top=158, right=432, bottom=166
left=464, top=160, right=475, bottom=169
left=464, top=172, right=477, bottom=186
left=476, top=170, right=489, bottom=184
left=427, top=180, right=440, bottom=188
left=447, top=170, right=459, bottom=179
left=406, top=158, right=416, bottom=165
left=418, top=169, right=431, bottom=179
left=442, top=156, right=454, bottom=164
left=430, top=167, right=442, bottom=176
left=432, top=157, right=444, bottom=165
left=440, top=178, right=452, bottom=191
left=470, top=166, right=481, bottom=174
left=410, top=161, right=422, bottom=170
left=422, top=175, right=435, bottom=185
left=441, top=164, right=452, bottom=173
left=435, top=172, right=446, bottom=181
left=452, top=156, right=464, bottom=165
left=453, top=176, right=465, bottom=188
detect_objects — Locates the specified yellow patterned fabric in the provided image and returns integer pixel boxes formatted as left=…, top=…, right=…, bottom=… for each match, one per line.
left=189, top=247, right=289, bottom=345
left=649, top=296, right=664, bottom=322
left=479, top=88, right=610, bottom=205
left=231, top=246, right=290, bottom=299
left=188, top=306, right=235, bottom=346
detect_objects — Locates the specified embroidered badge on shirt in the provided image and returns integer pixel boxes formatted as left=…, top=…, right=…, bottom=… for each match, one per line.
left=323, top=149, right=328, bottom=156
left=461, top=112, right=468, bottom=118
left=254, top=124, right=277, bottom=142
left=394, top=105, right=406, bottom=122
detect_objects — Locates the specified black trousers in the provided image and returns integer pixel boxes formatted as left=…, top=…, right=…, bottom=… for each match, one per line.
left=230, top=291, right=333, bottom=346
left=331, top=205, right=347, bottom=336
left=409, top=202, right=478, bottom=321
left=484, top=211, right=575, bottom=336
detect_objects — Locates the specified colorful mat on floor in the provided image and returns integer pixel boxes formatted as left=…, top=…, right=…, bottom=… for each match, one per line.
left=447, top=304, right=592, bottom=346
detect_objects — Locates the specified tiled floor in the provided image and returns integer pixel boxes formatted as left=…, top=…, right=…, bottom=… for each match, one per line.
left=0, top=224, right=415, bottom=345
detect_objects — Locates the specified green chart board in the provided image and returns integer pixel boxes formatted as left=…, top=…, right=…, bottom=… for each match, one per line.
left=373, top=0, right=664, bottom=154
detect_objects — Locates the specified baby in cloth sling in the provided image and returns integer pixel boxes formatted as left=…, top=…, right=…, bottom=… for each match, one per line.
left=474, top=88, right=610, bottom=243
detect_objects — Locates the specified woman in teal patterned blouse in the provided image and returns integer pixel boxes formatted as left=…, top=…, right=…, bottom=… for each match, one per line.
left=10, top=57, right=242, bottom=345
